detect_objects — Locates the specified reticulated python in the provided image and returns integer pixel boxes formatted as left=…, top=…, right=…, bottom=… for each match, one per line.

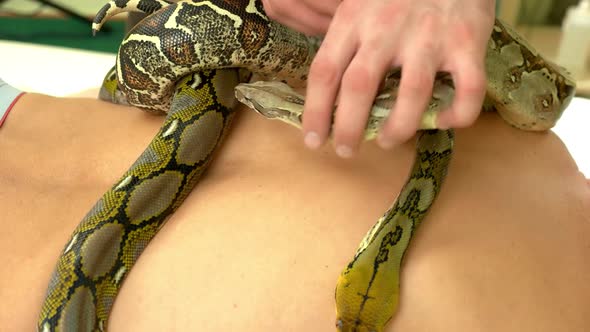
left=37, top=0, right=576, bottom=331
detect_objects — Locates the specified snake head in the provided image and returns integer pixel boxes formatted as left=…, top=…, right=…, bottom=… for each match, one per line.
left=334, top=270, right=396, bottom=332
left=335, top=317, right=383, bottom=332
left=235, top=81, right=305, bottom=128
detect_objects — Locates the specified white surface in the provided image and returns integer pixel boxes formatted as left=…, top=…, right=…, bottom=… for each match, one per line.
left=553, top=97, right=589, bottom=177
left=0, top=40, right=115, bottom=96
left=0, top=40, right=588, bottom=176
left=557, top=0, right=590, bottom=76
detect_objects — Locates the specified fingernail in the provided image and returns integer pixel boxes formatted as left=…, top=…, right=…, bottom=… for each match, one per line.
left=377, top=134, right=395, bottom=150
left=336, top=145, right=353, bottom=159
left=304, top=131, right=321, bottom=149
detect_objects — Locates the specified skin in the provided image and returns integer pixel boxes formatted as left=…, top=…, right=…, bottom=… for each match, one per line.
left=261, top=0, right=496, bottom=158
left=1, top=92, right=589, bottom=331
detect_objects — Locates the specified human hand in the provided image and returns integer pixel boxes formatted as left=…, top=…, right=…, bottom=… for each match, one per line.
left=261, top=0, right=340, bottom=36
left=296, top=0, right=496, bottom=158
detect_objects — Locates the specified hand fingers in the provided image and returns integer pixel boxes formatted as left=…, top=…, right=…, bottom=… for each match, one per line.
left=436, top=53, right=487, bottom=129
left=294, top=0, right=492, bottom=156
left=436, top=19, right=489, bottom=128
left=378, top=44, right=438, bottom=148
left=302, top=16, right=357, bottom=150
left=331, top=46, right=391, bottom=157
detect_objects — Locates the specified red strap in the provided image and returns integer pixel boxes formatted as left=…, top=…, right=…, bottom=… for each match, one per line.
left=0, top=92, right=26, bottom=128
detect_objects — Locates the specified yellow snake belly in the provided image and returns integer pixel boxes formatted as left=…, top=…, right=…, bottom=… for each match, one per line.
left=37, top=0, right=576, bottom=331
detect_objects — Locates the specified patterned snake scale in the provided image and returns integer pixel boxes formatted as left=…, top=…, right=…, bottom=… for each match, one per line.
left=37, top=0, right=576, bottom=331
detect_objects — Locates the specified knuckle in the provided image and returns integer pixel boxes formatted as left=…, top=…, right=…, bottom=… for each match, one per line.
left=417, top=9, right=441, bottom=32
left=457, top=70, right=486, bottom=96
left=337, top=0, right=361, bottom=20
left=341, top=63, right=379, bottom=93
left=453, top=21, right=473, bottom=40
left=375, top=6, right=401, bottom=27
left=364, top=35, right=385, bottom=51
left=309, top=56, right=341, bottom=86
left=419, top=39, right=438, bottom=57
left=381, top=2, right=405, bottom=19
left=401, top=70, right=432, bottom=96
left=417, top=30, right=440, bottom=53
left=450, top=20, right=479, bottom=45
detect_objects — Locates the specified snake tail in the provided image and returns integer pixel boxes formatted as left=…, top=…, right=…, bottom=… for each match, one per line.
left=92, top=0, right=174, bottom=33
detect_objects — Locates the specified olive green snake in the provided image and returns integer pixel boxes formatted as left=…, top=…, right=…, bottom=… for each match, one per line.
left=36, top=0, right=576, bottom=331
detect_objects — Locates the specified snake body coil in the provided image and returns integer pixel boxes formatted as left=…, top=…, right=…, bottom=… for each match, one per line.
left=37, top=1, right=576, bottom=331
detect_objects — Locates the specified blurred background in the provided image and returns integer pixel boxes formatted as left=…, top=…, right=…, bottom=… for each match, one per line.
left=1, top=0, right=589, bottom=96
left=0, top=0, right=126, bottom=53
left=3, top=0, right=588, bottom=98
left=498, top=0, right=579, bottom=25
left=0, top=0, right=584, bottom=52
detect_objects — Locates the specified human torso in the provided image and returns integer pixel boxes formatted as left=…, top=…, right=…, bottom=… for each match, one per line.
left=1, top=94, right=588, bottom=331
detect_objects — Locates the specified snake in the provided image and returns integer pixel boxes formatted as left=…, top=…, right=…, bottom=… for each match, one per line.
left=36, top=0, right=576, bottom=331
